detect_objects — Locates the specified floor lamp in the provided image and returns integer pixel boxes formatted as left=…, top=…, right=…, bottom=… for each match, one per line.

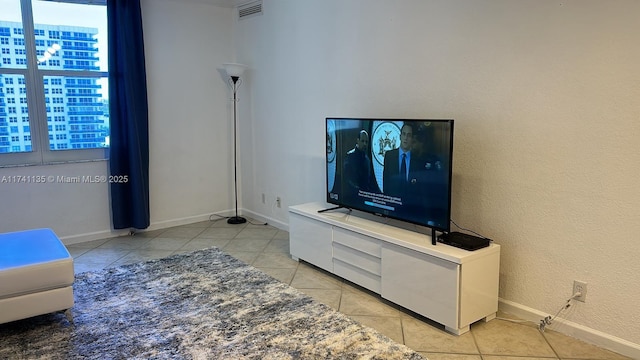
left=222, top=63, right=248, bottom=224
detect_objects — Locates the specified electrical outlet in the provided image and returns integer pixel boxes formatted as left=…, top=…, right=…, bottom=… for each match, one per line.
left=276, top=197, right=281, bottom=208
left=261, top=193, right=265, bottom=204
left=573, top=280, right=587, bottom=302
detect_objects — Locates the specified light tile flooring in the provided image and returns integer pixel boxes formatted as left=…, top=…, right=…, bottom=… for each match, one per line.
left=68, top=219, right=631, bottom=360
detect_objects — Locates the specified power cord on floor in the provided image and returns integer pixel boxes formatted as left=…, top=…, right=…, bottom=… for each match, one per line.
left=495, top=317, right=531, bottom=324
left=209, top=214, right=228, bottom=222
left=538, top=291, right=582, bottom=332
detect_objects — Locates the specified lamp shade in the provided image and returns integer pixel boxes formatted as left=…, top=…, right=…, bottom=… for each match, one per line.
left=222, top=63, right=248, bottom=78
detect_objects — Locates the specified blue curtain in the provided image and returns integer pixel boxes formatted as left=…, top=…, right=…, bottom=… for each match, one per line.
left=107, top=0, right=150, bottom=230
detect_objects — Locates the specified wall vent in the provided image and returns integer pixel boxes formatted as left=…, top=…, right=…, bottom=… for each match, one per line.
left=238, top=0, right=263, bottom=20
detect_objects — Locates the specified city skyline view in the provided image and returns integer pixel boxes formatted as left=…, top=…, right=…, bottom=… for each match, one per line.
left=0, top=1, right=109, bottom=154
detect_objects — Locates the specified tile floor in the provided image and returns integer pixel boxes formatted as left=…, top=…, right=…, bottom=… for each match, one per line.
left=67, top=219, right=631, bottom=360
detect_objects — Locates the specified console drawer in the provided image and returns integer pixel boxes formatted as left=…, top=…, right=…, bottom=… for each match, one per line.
left=333, top=242, right=381, bottom=275
left=333, top=258, right=381, bottom=293
left=333, top=227, right=381, bottom=257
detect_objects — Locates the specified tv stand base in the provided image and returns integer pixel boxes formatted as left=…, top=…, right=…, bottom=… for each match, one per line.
left=317, top=205, right=349, bottom=214
left=289, top=202, right=501, bottom=336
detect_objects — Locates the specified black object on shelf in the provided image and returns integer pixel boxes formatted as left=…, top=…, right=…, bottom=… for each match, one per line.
left=437, top=231, right=491, bottom=251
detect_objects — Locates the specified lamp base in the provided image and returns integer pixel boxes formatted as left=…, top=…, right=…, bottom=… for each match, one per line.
left=227, top=216, right=247, bottom=224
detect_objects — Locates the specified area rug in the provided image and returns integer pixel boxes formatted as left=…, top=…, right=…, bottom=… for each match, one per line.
left=0, top=247, right=424, bottom=359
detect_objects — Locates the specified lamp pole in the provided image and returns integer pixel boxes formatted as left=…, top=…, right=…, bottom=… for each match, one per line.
left=227, top=75, right=246, bottom=224
left=222, top=63, right=248, bottom=224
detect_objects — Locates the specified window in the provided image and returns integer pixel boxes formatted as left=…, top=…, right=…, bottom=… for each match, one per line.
left=0, top=0, right=108, bottom=165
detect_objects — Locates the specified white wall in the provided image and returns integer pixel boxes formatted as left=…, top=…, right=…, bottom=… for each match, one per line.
left=141, top=0, right=236, bottom=228
left=0, top=161, right=112, bottom=242
left=234, top=0, right=640, bottom=352
left=0, top=0, right=236, bottom=242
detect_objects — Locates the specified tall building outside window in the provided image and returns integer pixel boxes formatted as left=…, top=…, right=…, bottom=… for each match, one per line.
left=0, top=0, right=108, bottom=166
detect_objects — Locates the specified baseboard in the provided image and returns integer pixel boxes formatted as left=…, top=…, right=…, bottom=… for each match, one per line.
left=499, top=298, right=640, bottom=359
left=240, top=209, right=288, bottom=232
left=151, top=208, right=289, bottom=233
left=61, top=212, right=229, bottom=245
left=60, top=209, right=289, bottom=245
left=60, top=229, right=130, bottom=245
left=144, top=213, right=224, bottom=232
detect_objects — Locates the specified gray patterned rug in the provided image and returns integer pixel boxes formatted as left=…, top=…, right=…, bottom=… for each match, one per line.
left=0, top=247, right=424, bottom=359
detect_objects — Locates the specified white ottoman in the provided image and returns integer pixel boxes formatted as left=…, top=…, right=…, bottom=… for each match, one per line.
left=0, top=228, right=74, bottom=324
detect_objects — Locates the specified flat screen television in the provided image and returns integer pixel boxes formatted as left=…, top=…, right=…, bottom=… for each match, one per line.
left=325, top=118, right=454, bottom=233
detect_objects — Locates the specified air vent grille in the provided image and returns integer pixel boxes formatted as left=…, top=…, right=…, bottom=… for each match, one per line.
left=238, top=1, right=263, bottom=20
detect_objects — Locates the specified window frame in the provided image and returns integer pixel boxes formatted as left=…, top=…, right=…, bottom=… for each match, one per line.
left=0, top=0, right=108, bottom=167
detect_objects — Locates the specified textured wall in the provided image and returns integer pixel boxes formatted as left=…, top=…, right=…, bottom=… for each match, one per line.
left=235, top=0, right=640, bottom=345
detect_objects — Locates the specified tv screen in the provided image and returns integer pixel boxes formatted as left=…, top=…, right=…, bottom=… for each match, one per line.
left=325, top=118, right=454, bottom=233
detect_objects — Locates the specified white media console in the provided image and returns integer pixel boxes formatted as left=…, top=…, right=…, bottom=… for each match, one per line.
left=289, top=202, right=500, bottom=335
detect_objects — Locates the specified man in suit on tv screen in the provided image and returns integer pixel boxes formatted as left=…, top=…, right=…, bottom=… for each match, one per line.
left=343, top=129, right=374, bottom=202
left=383, top=123, right=421, bottom=207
